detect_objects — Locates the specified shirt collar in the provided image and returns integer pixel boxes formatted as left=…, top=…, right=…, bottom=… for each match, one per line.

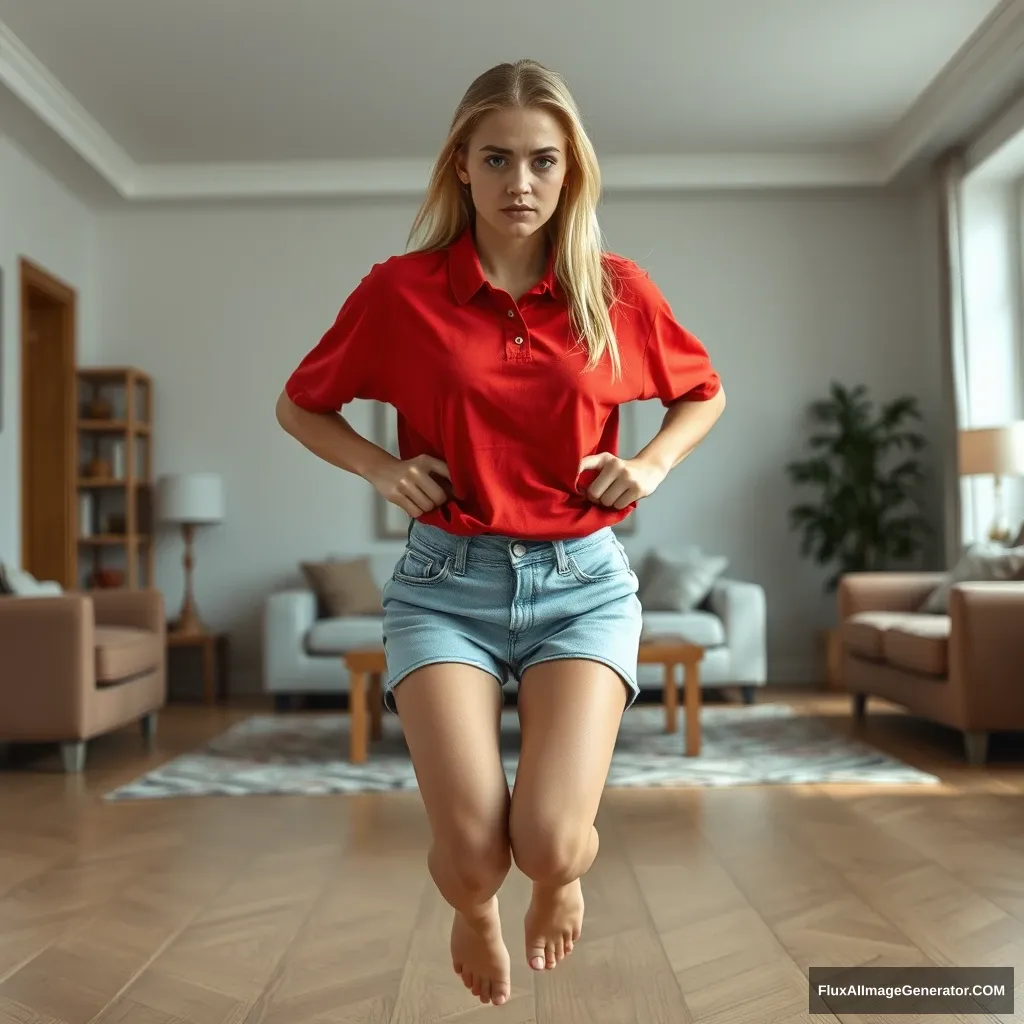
left=448, top=224, right=560, bottom=305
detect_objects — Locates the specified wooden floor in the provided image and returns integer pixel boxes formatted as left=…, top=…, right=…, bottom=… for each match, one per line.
left=1, top=689, right=1023, bottom=1024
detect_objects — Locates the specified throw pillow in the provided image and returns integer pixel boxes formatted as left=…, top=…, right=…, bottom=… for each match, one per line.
left=300, top=557, right=383, bottom=617
left=638, top=550, right=728, bottom=612
left=0, top=562, right=63, bottom=597
left=918, top=541, right=1024, bottom=614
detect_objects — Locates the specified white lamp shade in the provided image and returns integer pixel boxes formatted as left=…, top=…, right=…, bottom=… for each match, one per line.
left=958, top=422, right=1024, bottom=477
left=157, top=472, right=225, bottom=524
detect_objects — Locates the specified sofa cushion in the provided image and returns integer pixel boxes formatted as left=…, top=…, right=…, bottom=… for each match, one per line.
left=301, top=557, right=383, bottom=617
left=918, top=541, right=1024, bottom=613
left=640, top=610, right=726, bottom=648
left=637, top=550, right=728, bottom=612
left=306, top=615, right=384, bottom=655
left=95, top=626, right=161, bottom=684
left=840, top=611, right=916, bottom=660
left=883, top=616, right=950, bottom=676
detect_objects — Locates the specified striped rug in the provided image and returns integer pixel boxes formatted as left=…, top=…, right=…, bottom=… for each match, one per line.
left=104, top=703, right=938, bottom=800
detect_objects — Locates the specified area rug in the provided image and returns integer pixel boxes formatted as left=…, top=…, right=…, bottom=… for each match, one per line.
left=104, top=704, right=939, bottom=800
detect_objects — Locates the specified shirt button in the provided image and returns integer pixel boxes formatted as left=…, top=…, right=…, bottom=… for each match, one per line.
left=512, top=542, right=527, bottom=557
left=507, top=310, right=515, bottom=318
left=514, top=336, right=524, bottom=345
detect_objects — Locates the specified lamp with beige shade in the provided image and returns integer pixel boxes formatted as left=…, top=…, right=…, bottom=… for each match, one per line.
left=958, top=422, right=1024, bottom=542
left=157, top=472, right=225, bottom=636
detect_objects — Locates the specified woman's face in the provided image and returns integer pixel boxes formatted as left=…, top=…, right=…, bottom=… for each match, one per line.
left=456, top=106, right=570, bottom=240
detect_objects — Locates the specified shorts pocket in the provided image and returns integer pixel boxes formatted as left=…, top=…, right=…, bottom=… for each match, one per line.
left=567, top=538, right=633, bottom=584
left=392, top=546, right=451, bottom=586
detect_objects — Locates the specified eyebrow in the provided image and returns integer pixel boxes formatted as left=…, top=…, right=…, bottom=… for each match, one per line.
left=479, top=145, right=561, bottom=155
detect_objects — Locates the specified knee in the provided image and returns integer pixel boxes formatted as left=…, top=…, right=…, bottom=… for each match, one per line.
left=445, top=829, right=512, bottom=895
left=509, top=815, right=589, bottom=886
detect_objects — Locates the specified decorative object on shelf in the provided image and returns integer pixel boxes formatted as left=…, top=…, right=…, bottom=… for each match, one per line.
left=76, top=366, right=154, bottom=589
left=157, top=472, right=225, bottom=636
left=786, top=381, right=931, bottom=592
left=958, top=422, right=1024, bottom=543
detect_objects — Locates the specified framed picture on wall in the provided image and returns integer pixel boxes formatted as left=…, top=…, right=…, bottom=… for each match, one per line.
left=372, top=401, right=410, bottom=539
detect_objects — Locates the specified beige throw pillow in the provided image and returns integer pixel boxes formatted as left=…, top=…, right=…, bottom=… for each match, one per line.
left=301, top=557, right=382, bottom=617
left=919, top=542, right=1024, bottom=613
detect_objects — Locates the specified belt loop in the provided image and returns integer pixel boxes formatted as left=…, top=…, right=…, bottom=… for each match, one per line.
left=552, top=540, right=570, bottom=575
left=453, top=535, right=469, bottom=576
left=405, top=518, right=414, bottom=543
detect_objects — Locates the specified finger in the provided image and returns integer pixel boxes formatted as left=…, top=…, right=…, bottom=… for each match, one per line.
left=400, top=480, right=439, bottom=514
left=393, top=495, right=424, bottom=518
left=407, top=470, right=448, bottom=507
left=419, top=456, right=451, bottom=480
left=578, top=452, right=612, bottom=474
left=588, top=463, right=623, bottom=501
left=609, top=481, right=638, bottom=509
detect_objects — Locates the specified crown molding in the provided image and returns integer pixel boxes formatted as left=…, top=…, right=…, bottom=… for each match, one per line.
left=130, top=149, right=888, bottom=201
left=2, top=6, right=1022, bottom=203
left=878, top=0, right=1024, bottom=178
left=0, top=20, right=135, bottom=193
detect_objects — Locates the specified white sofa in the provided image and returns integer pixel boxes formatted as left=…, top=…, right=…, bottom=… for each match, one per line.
left=263, top=546, right=767, bottom=708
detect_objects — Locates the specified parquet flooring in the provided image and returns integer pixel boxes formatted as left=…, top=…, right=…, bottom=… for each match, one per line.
left=1, top=689, right=1022, bottom=1023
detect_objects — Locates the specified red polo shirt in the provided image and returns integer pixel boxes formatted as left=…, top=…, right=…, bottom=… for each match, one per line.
left=285, top=226, right=720, bottom=539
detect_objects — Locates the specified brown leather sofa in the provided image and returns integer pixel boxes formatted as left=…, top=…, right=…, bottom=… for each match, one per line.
left=836, top=571, right=1024, bottom=764
left=0, top=588, right=166, bottom=771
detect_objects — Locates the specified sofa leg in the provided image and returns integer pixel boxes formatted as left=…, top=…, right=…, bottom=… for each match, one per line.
left=852, top=693, right=867, bottom=719
left=964, top=731, right=988, bottom=766
left=61, top=741, right=86, bottom=773
left=740, top=686, right=756, bottom=705
left=141, top=713, right=158, bottom=747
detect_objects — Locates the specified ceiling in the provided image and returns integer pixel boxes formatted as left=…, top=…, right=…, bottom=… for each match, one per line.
left=1, top=0, right=1023, bottom=201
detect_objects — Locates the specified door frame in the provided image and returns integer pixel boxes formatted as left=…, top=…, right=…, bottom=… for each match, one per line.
left=20, top=258, right=77, bottom=582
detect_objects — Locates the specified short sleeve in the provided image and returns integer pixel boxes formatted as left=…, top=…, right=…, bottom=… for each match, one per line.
left=639, top=285, right=721, bottom=406
left=284, top=265, right=386, bottom=412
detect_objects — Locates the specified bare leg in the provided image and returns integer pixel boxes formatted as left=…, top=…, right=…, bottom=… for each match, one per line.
left=393, top=664, right=512, bottom=1006
left=509, top=659, right=627, bottom=971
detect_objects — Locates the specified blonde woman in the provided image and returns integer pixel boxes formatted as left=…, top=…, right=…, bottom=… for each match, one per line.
left=277, top=59, right=725, bottom=1007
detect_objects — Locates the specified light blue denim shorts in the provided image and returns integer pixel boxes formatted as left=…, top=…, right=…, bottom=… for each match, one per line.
left=379, top=519, right=643, bottom=713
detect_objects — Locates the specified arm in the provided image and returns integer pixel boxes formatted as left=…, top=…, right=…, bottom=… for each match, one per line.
left=837, top=571, right=946, bottom=619
left=580, top=388, right=726, bottom=509
left=275, top=390, right=392, bottom=480
left=637, top=388, right=726, bottom=474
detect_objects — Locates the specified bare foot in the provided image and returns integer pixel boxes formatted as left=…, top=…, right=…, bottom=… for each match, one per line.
left=524, top=878, right=584, bottom=971
left=451, top=897, right=511, bottom=1005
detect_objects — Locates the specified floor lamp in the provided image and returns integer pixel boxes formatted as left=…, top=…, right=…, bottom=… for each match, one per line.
left=958, top=423, right=1024, bottom=542
left=157, top=472, right=225, bottom=636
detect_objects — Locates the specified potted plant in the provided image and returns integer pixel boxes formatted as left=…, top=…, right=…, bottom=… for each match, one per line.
left=786, top=381, right=932, bottom=593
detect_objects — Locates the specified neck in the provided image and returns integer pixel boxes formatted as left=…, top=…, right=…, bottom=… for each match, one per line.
left=472, top=219, right=549, bottom=284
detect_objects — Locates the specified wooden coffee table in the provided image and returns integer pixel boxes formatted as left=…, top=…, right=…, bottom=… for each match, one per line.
left=638, top=639, right=704, bottom=756
left=341, top=648, right=386, bottom=763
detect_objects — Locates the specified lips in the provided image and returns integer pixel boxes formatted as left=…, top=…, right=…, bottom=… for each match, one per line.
left=503, top=205, right=534, bottom=212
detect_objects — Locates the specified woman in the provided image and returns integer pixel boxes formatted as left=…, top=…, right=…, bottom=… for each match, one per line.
left=276, top=59, right=724, bottom=1007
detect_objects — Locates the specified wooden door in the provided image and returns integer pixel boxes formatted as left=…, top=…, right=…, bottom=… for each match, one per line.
left=20, top=259, right=77, bottom=588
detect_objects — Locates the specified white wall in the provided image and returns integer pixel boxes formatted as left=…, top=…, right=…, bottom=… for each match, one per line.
left=97, top=190, right=945, bottom=692
left=0, top=133, right=98, bottom=568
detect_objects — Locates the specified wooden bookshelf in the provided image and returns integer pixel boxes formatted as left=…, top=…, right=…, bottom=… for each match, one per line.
left=75, top=367, right=154, bottom=590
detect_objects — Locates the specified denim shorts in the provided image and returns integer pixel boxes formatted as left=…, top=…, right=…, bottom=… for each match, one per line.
left=379, top=519, right=644, bottom=713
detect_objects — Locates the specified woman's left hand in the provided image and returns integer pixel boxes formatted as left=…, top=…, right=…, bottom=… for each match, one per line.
left=577, top=452, right=668, bottom=510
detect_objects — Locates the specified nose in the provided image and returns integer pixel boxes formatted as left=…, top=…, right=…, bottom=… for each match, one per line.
left=508, top=165, right=532, bottom=196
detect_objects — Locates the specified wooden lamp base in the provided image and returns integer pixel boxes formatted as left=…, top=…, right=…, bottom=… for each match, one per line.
left=169, top=522, right=207, bottom=637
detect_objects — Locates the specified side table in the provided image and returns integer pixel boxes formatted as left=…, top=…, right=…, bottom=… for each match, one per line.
left=167, top=631, right=230, bottom=704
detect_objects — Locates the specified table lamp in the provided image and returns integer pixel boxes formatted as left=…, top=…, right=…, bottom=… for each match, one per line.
left=958, top=422, right=1024, bottom=542
left=157, top=472, right=225, bottom=636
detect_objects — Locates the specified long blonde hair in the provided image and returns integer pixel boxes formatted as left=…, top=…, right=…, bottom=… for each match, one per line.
left=406, top=59, right=624, bottom=380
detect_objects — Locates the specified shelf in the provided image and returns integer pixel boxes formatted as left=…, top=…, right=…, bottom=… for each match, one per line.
left=79, top=535, right=151, bottom=545
left=78, top=419, right=150, bottom=434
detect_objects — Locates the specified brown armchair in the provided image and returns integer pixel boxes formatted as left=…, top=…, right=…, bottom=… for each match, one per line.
left=836, top=571, right=1024, bottom=764
left=0, top=588, right=166, bottom=771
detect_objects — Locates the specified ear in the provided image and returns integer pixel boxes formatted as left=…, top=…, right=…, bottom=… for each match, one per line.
left=453, top=145, right=470, bottom=185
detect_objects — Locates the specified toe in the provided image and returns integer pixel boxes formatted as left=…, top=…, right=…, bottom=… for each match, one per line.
left=479, top=979, right=491, bottom=1004
left=493, top=983, right=509, bottom=1006
left=461, top=968, right=473, bottom=990
left=555, top=936, right=565, bottom=961
left=546, top=941, right=557, bottom=969
left=528, top=941, right=546, bottom=971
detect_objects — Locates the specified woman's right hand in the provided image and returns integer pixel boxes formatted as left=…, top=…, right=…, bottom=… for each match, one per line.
left=367, top=453, right=454, bottom=519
